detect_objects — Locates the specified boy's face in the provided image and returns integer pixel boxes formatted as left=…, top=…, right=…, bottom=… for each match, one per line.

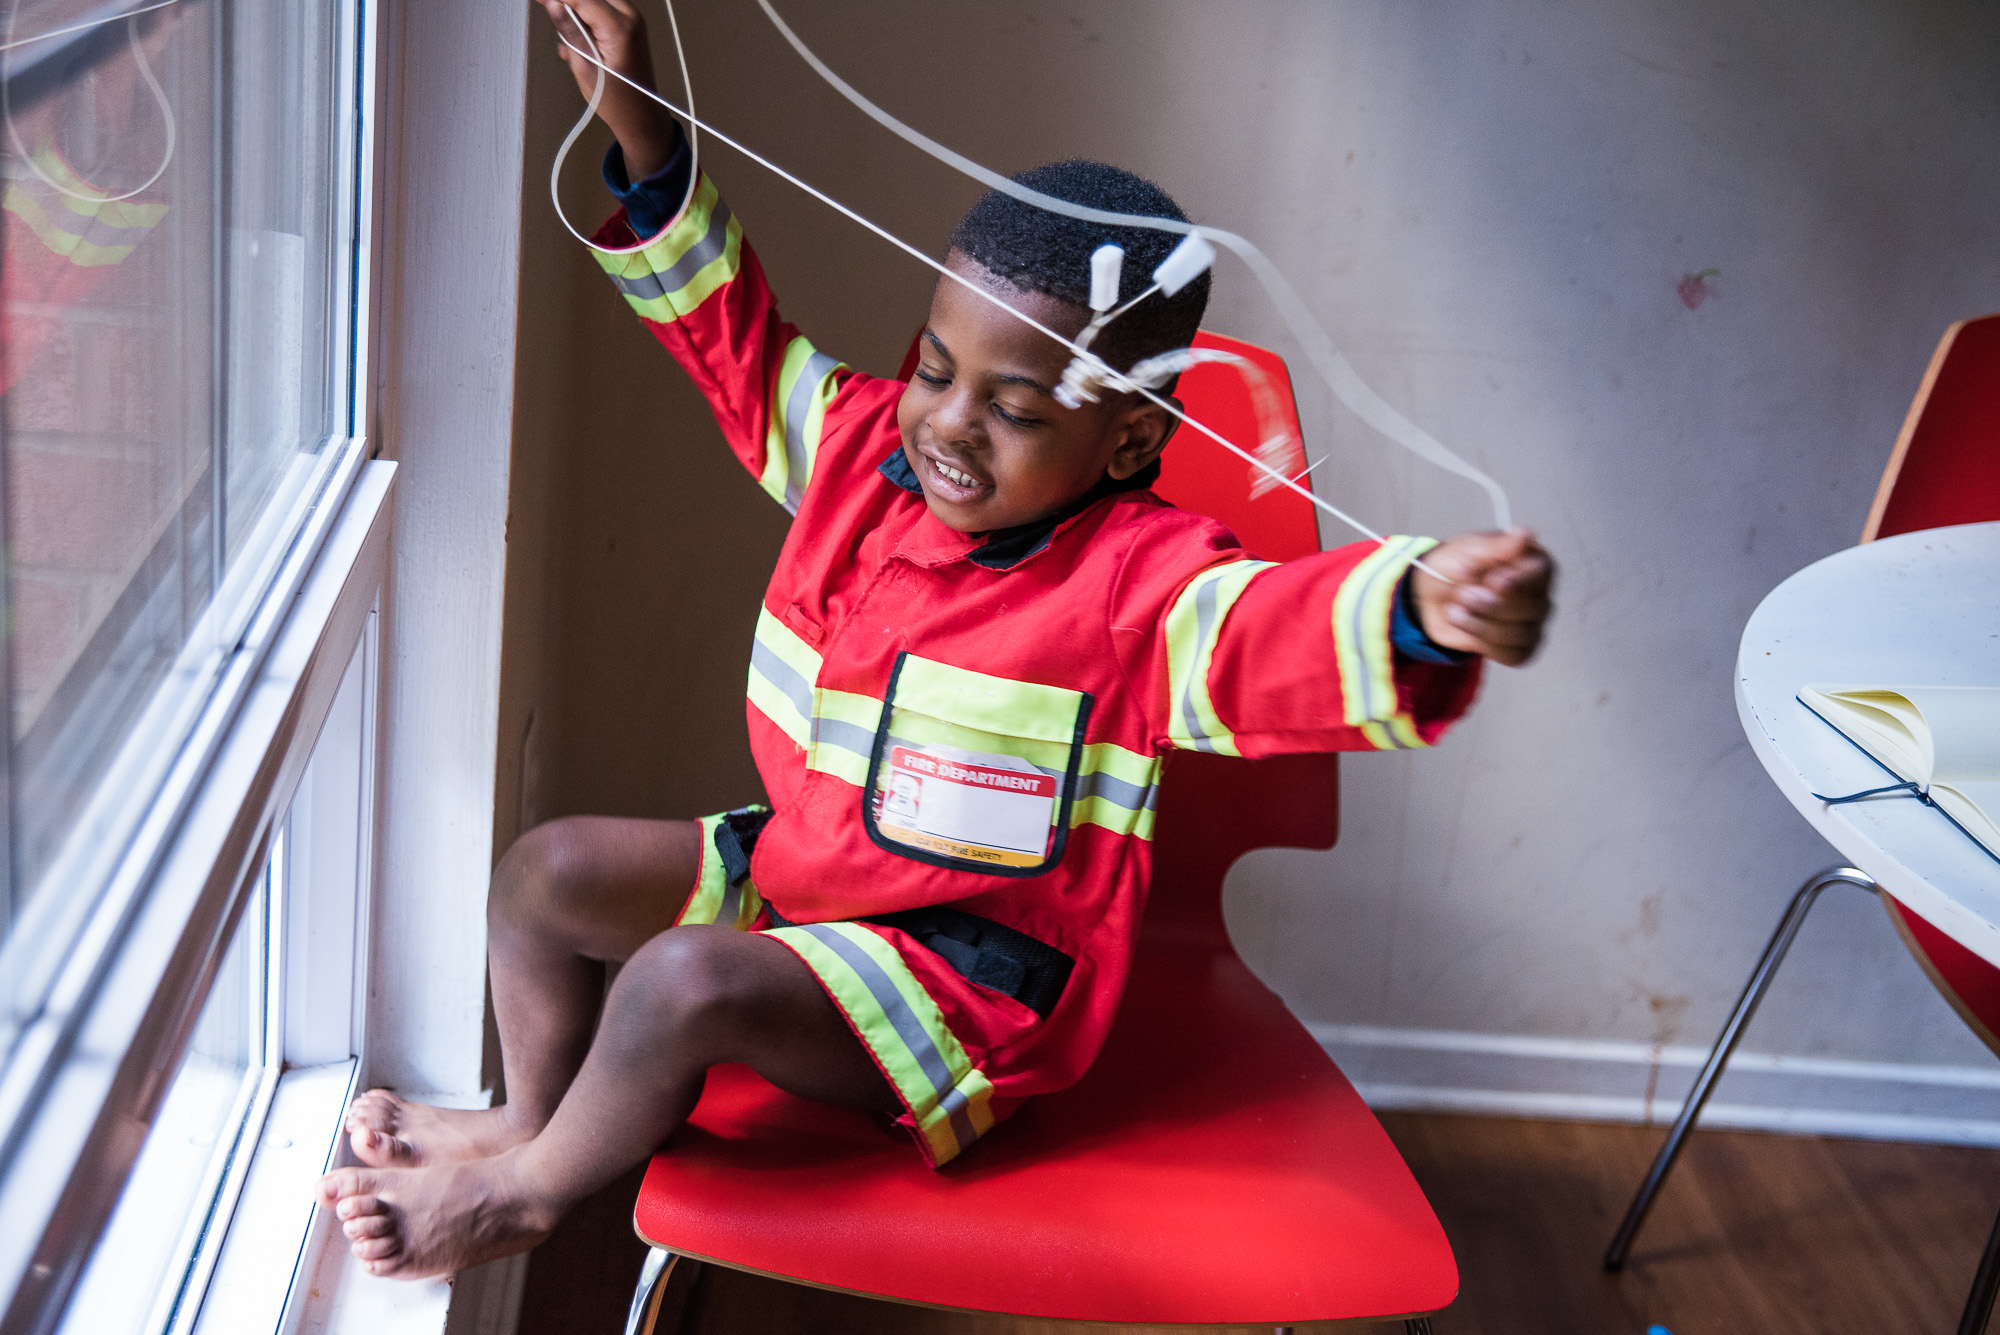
left=895, top=252, right=1173, bottom=533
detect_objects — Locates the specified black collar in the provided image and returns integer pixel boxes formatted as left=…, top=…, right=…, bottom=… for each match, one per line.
left=877, top=446, right=1160, bottom=570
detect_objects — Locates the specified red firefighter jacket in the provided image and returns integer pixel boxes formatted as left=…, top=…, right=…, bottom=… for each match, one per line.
left=588, top=172, right=1480, bottom=1130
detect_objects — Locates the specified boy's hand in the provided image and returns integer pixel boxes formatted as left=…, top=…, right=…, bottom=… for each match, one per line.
left=1410, top=528, right=1554, bottom=667
left=534, top=0, right=682, bottom=180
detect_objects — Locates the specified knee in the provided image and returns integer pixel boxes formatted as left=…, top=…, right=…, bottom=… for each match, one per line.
left=614, top=928, right=765, bottom=1043
left=488, top=817, right=597, bottom=935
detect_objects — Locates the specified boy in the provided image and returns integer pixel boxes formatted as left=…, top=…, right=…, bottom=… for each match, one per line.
left=320, top=0, right=1554, bottom=1278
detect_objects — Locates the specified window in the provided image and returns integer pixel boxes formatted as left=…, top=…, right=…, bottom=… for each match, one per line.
left=0, top=0, right=381, bottom=1330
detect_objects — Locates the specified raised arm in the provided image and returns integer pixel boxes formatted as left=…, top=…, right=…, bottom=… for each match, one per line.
left=533, top=0, right=852, bottom=514
left=537, top=0, right=680, bottom=180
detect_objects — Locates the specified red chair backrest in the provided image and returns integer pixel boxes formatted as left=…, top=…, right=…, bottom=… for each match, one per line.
left=893, top=327, right=1342, bottom=943
left=1863, top=313, right=2000, bottom=542
left=1865, top=319, right=2000, bottom=1056
left=1136, top=330, right=1341, bottom=942
left=1153, top=330, right=1321, bottom=562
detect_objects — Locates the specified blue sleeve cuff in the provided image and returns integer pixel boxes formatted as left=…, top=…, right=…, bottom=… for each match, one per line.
left=602, top=133, right=693, bottom=240
left=1391, top=571, right=1474, bottom=665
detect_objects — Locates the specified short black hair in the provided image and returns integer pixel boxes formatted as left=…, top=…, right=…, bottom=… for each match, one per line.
left=947, top=160, right=1209, bottom=374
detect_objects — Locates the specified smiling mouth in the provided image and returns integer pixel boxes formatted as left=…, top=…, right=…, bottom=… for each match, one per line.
left=919, top=450, right=990, bottom=500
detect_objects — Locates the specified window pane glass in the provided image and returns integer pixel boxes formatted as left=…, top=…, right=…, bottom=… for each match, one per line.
left=0, top=0, right=352, bottom=936
left=58, top=867, right=269, bottom=1335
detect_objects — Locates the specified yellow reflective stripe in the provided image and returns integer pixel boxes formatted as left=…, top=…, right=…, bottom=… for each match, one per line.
left=806, top=687, right=877, bottom=786
left=1069, top=742, right=1161, bottom=839
left=747, top=608, right=820, bottom=748
left=1071, top=795, right=1156, bottom=840
left=676, top=812, right=766, bottom=930
left=1331, top=535, right=1440, bottom=750
left=592, top=172, right=742, bottom=322
left=1163, top=560, right=1275, bottom=755
left=886, top=710, right=1073, bottom=774
left=767, top=922, right=995, bottom=1166
left=9, top=143, right=169, bottom=228
left=892, top=654, right=1086, bottom=744
left=758, top=335, right=846, bottom=512
left=1, top=182, right=162, bottom=266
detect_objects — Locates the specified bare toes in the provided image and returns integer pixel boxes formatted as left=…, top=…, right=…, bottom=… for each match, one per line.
left=334, top=1192, right=383, bottom=1222
left=353, top=1235, right=401, bottom=1263
left=318, top=1167, right=369, bottom=1206
left=344, top=1214, right=393, bottom=1240
left=351, top=1127, right=418, bottom=1167
left=345, top=1091, right=402, bottom=1133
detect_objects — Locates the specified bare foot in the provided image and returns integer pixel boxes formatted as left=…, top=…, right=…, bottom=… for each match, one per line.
left=317, top=1156, right=559, bottom=1279
left=343, top=1089, right=539, bottom=1168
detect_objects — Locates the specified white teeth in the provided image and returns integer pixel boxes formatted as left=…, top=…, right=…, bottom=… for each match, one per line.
left=934, top=459, right=978, bottom=488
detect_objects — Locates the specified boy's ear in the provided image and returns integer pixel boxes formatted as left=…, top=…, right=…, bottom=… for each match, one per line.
left=1105, top=394, right=1181, bottom=481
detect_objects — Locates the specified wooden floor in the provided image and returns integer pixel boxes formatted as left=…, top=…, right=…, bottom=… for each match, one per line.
left=515, top=1112, right=2000, bottom=1334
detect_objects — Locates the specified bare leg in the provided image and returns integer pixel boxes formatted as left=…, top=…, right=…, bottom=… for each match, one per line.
left=321, top=924, right=893, bottom=1277
left=346, top=816, right=703, bottom=1166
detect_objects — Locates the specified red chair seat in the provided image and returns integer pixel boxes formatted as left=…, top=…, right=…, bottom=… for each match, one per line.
left=637, top=946, right=1454, bottom=1325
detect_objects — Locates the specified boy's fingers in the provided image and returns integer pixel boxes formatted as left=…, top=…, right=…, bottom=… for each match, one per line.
left=1455, top=581, right=1550, bottom=622
left=1445, top=606, right=1541, bottom=646
left=1429, top=528, right=1540, bottom=586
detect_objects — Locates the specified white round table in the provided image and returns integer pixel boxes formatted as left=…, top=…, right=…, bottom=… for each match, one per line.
left=1737, top=520, right=2000, bottom=964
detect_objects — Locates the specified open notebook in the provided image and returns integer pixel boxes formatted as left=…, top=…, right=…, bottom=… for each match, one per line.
left=1798, top=685, right=2000, bottom=862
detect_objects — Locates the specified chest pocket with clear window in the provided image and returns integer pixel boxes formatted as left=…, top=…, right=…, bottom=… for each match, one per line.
left=863, top=653, right=1093, bottom=878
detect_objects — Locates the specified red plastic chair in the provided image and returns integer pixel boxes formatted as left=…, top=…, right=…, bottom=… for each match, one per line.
left=1604, top=314, right=2000, bottom=1334
left=619, top=330, right=1457, bottom=1333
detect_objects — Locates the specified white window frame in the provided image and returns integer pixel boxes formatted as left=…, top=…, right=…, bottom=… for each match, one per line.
left=0, top=0, right=392, bottom=1326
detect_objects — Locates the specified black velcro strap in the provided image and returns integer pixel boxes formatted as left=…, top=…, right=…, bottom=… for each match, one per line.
left=712, top=806, right=774, bottom=889
left=865, top=905, right=1074, bottom=1020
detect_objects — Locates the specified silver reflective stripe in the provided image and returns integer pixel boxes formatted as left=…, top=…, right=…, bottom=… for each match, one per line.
left=1076, top=768, right=1157, bottom=813
left=781, top=349, right=842, bottom=509
left=1178, top=578, right=1223, bottom=752
left=937, top=1084, right=977, bottom=1157
left=797, top=924, right=963, bottom=1137
left=749, top=639, right=814, bottom=721
left=718, top=877, right=742, bottom=929
left=812, top=714, right=874, bottom=760
left=73, top=213, right=155, bottom=247
left=613, top=197, right=734, bottom=300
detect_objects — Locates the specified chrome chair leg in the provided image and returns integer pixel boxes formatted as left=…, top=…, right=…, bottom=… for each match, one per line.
left=624, top=1246, right=680, bottom=1335
left=1602, top=865, right=1876, bottom=1271
left=1959, top=1197, right=2000, bottom=1335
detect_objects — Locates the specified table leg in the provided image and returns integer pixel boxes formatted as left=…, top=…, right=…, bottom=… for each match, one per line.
left=1959, top=1197, right=2000, bottom=1335
left=1603, top=865, right=1877, bottom=1271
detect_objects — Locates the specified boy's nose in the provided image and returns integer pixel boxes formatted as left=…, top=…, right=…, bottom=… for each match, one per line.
left=926, top=387, right=983, bottom=446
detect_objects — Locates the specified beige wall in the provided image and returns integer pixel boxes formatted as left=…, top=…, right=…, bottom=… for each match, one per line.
left=501, top=1, right=2000, bottom=1130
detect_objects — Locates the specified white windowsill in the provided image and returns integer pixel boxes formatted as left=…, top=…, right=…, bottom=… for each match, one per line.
left=189, top=1062, right=478, bottom=1335
left=288, top=1228, right=451, bottom=1335
left=278, top=1088, right=504, bottom=1335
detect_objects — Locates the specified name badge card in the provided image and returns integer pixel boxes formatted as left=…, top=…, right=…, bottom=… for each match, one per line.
left=876, top=742, right=1056, bottom=868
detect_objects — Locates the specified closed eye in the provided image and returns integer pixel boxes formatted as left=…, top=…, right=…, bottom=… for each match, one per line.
left=991, top=401, right=1042, bottom=428
left=912, top=366, right=949, bottom=388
